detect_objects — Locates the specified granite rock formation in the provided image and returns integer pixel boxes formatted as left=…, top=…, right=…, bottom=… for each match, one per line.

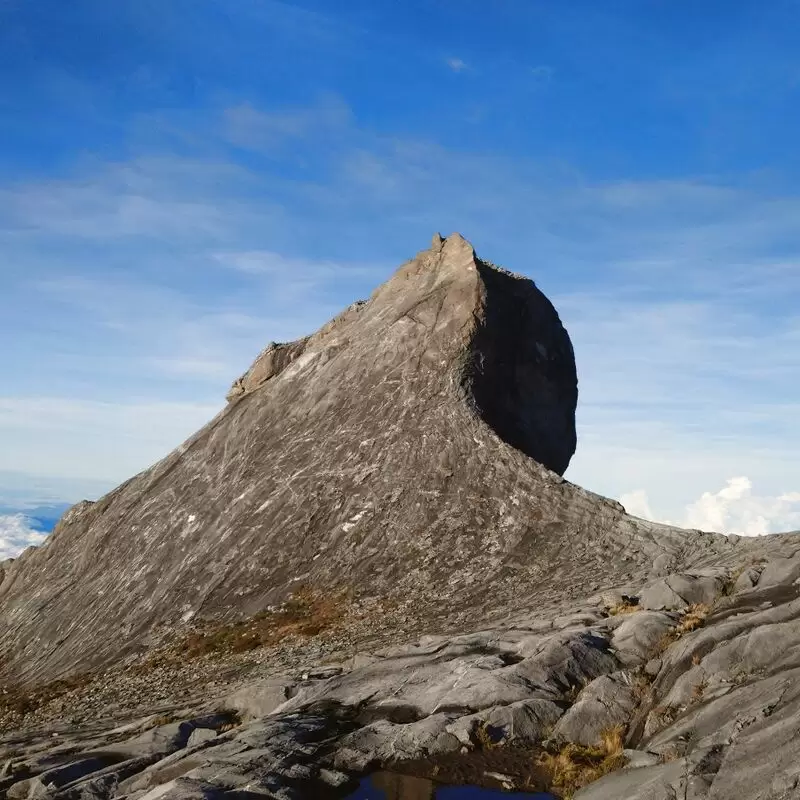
left=1, top=232, right=584, bottom=685
left=3, top=233, right=800, bottom=800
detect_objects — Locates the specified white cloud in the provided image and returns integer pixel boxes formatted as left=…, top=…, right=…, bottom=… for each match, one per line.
left=620, top=477, right=800, bottom=535
left=558, top=280, right=799, bottom=526
left=0, top=514, right=48, bottom=561
left=26, top=271, right=336, bottom=395
left=618, top=489, right=655, bottom=521
left=446, top=58, right=468, bottom=72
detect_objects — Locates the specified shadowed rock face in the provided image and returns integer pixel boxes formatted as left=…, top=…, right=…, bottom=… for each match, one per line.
left=0, top=234, right=738, bottom=687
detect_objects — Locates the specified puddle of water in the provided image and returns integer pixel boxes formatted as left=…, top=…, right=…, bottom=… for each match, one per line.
left=346, top=771, right=556, bottom=799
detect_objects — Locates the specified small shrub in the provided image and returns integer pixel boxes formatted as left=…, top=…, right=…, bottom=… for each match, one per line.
left=654, top=631, right=677, bottom=655
left=720, top=568, right=745, bottom=597
left=651, top=704, right=678, bottom=729
left=537, top=725, right=626, bottom=798
left=653, top=604, right=711, bottom=655
left=563, top=677, right=590, bottom=704
left=631, top=671, right=653, bottom=702
left=731, top=666, right=764, bottom=686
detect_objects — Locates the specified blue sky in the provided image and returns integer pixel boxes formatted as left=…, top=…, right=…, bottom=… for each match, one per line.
left=2, top=0, right=800, bottom=555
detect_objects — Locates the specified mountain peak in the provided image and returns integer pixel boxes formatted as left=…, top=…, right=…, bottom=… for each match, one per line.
left=2, top=235, right=585, bottom=684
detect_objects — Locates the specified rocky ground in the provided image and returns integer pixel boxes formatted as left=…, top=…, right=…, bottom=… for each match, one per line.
left=4, top=547, right=800, bottom=799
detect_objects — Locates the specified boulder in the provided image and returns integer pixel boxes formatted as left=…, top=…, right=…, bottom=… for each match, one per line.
left=639, top=573, right=724, bottom=611
left=611, top=611, right=676, bottom=665
left=334, top=713, right=460, bottom=771
left=445, top=698, right=564, bottom=745
left=757, top=555, right=800, bottom=588
left=222, top=680, right=293, bottom=720
left=553, top=672, right=638, bottom=746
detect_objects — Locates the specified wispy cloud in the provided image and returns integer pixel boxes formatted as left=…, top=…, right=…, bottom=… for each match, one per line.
left=214, top=250, right=372, bottom=278
left=223, top=95, right=352, bottom=152
left=446, top=57, right=468, bottom=73
left=0, top=397, right=221, bottom=482
left=0, top=157, right=256, bottom=242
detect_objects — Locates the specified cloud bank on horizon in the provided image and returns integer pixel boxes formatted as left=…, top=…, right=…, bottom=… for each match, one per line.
left=0, top=515, right=49, bottom=561
left=621, top=478, right=800, bottom=537
left=1, top=0, right=798, bottom=537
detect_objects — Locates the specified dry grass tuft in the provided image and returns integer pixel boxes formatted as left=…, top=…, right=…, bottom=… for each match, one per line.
left=598, top=726, right=625, bottom=755
left=653, top=604, right=712, bottom=655
left=658, top=747, right=680, bottom=763
left=631, top=671, right=653, bottom=702
left=607, top=600, right=640, bottom=616
left=677, top=604, right=710, bottom=634
left=150, top=713, right=177, bottom=727
left=537, top=725, right=627, bottom=798
left=654, top=630, right=678, bottom=655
